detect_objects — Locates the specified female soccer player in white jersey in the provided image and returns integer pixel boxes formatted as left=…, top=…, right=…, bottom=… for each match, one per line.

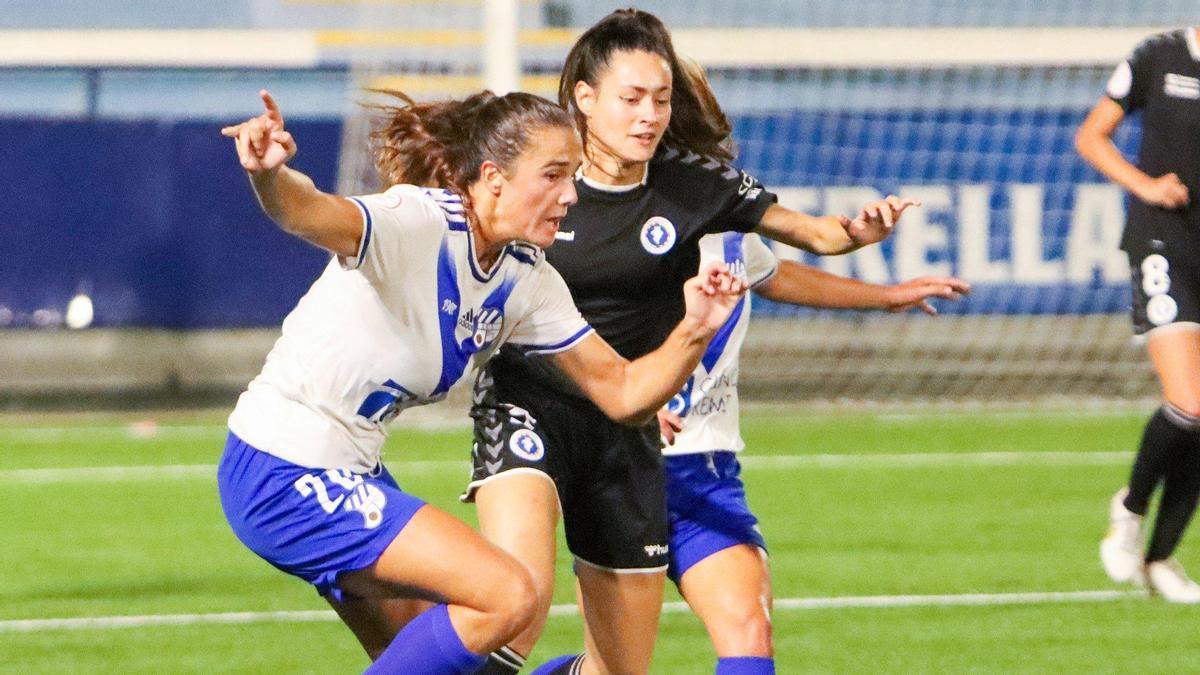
left=656, top=230, right=968, bottom=670
left=216, top=88, right=749, bottom=674
left=465, top=9, right=922, bottom=675
left=1077, top=27, right=1200, bottom=603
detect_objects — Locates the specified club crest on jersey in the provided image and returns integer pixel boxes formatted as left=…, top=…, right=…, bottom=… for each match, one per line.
left=640, top=216, right=677, bottom=255
left=509, top=428, right=545, bottom=461
left=457, top=307, right=504, bottom=351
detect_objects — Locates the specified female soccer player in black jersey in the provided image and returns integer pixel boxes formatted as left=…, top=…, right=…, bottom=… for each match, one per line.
left=463, top=9, right=919, bottom=674
left=1077, top=27, right=1200, bottom=603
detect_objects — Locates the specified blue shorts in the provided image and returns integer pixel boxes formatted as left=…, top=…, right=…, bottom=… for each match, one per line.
left=217, top=432, right=426, bottom=601
left=665, top=451, right=767, bottom=583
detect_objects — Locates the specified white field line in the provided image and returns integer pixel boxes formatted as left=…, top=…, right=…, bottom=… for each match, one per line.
left=0, top=590, right=1143, bottom=633
left=0, top=451, right=1131, bottom=484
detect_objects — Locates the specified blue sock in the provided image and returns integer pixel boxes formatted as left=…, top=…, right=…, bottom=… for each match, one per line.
left=364, top=603, right=487, bottom=675
left=715, top=656, right=775, bottom=674
left=529, top=654, right=582, bottom=675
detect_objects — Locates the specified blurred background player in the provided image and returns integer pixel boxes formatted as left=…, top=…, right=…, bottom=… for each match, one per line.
left=463, top=9, right=918, bottom=675
left=655, top=230, right=969, bottom=672
left=1077, top=26, right=1200, bottom=603
left=217, top=88, right=747, bottom=673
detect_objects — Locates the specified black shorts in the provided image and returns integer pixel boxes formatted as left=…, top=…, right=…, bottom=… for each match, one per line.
left=1124, top=225, right=1200, bottom=336
left=462, top=367, right=669, bottom=571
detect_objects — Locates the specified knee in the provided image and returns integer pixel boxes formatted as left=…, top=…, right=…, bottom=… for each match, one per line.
left=713, top=605, right=773, bottom=656
left=485, top=564, right=539, bottom=643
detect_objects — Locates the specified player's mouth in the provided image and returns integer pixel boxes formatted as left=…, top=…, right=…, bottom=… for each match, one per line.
left=631, top=132, right=658, bottom=147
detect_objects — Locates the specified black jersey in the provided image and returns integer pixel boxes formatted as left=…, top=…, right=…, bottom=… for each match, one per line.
left=489, top=145, right=777, bottom=402
left=1107, top=28, right=1200, bottom=240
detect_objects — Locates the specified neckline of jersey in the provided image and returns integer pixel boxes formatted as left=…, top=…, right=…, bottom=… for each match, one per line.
left=464, top=222, right=508, bottom=283
left=576, top=163, right=648, bottom=190
left=574, top=164, right=650, bottom=202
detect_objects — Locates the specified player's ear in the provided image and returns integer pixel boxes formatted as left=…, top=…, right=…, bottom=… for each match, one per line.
left=479, top=160, right=504, bottom=196
left=574, top=80, right=595, bottom=117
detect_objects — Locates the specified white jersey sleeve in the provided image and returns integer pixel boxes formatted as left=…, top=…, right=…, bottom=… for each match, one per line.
left=505, top=251, right=594, bottom=355
left=341, top=184, right=457, bottom=283
left=741, top=233, right=779, bottom=287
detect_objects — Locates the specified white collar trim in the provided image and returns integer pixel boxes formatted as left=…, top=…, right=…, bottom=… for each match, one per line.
left=575, top=163, right=649, bottom=193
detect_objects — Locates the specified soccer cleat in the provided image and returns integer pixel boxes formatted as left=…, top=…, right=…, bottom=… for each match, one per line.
left=1145, top=559, right=1200, bottom=604
left=1100, top=487, right=1145, bottom=584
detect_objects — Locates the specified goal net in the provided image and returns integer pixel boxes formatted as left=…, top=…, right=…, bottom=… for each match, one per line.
left=335, top=0, right=1196, bottom=404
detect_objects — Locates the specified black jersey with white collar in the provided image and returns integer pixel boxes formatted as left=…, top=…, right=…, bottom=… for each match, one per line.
left=1106, top=28, right=1200, bottom=235
left=488, top=145, right=777, bottom=402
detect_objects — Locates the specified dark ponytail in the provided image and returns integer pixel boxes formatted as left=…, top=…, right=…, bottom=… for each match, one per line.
left=370, top=90, right=574, bottom=197
left=558, top=8, right=735, bottom=163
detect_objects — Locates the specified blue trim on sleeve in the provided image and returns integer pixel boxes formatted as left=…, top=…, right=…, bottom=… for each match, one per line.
left=515, top=325, right=594, bottom=355
left=701, top=296, right=745, bottom=373
left=723, top=231, right=746, bottom=265
left=347, top=197, right=373, bottom=269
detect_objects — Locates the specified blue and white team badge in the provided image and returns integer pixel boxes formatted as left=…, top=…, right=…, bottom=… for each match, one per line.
left=346, top=483, right=388, bottom=529
left=640, top=216, right=677, bottom=255
left=509, top=428, right=545, bottom=461
left=458, top=307, right=505, bottom=351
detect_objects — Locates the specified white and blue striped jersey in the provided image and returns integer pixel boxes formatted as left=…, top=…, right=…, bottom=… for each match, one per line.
left=664, top=232, right=778, bottom=456
left=229, top=184, right=593, bottom=472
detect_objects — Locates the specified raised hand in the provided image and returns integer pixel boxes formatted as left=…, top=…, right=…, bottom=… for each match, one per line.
left=839, top=195, right=921, bottom=246
left=683, top=261, right=749, bottom=333
left=1137, top=173, right=1190, bottom=210
left=220, top=90, right=296, bottom=174
left=881, top=276, right=972, bottom=315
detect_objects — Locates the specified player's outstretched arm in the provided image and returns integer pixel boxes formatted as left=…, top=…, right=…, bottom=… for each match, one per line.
left=1075, top=97, right=1189, bottom=210
left=221, top=90, right=363, bottom=257
left=552, top=262, right=748, bottom=425
left=754, top=196, right=920, bottom=255
left=756, top=262, right=970, bottom=315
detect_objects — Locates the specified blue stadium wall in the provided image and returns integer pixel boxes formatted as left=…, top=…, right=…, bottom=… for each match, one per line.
left=0, top=110, right=1139, bottom=328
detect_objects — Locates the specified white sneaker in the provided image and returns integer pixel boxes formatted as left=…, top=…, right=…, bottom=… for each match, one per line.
left=1146, top=559, right=1200, bottom=603
left=1100, top=487, right=1145, bottom=584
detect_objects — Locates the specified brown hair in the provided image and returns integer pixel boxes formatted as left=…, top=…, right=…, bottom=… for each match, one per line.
left=558, top=8, right=734, bottom=163
left=370, top=90, right=574, bottom=197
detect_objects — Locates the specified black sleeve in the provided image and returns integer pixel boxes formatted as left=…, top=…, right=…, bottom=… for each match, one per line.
left=1106, top=34, right=1157, bottom=113
left=663, top=150, right=778, bottom=235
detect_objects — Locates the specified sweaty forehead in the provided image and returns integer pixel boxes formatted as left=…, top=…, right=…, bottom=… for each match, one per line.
left=601, top=49, right=672, bottom=90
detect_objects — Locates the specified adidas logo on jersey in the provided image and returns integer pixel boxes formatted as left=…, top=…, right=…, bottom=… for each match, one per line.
left=1164, top=73, right=1200, bottom=99
left=457, top=307, right=504, bottom=351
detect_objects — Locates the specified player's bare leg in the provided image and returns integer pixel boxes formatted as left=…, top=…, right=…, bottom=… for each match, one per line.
left=678, top=544, right=773, bottom=658
left=326, top=595, right=431, bottom=658
left=474, top=472, right=562, bottom=657
left=337, top=503, right=538, bottom=657
left=573, top=562, right=666, bottom=675
left=1147, top=326, right=1200, bottom=416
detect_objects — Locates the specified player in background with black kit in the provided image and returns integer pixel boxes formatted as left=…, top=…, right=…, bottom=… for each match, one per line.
left=464, top=9, right=920, bottom=675
left=1077, top=27, right=1200, bottom=603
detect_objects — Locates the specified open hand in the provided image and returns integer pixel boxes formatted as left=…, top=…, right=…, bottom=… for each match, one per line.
left=839, top=195, right=920, bottom=246
left=882, top=276, right=972, bottom=315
